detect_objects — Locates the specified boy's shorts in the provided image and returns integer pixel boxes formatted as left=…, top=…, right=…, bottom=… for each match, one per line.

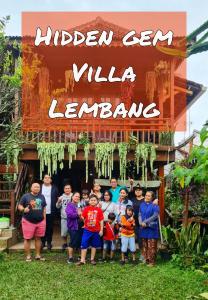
left=103, top=240, right=116, bottom=251
left=121, top=236, right=136, bottom=253
left=81, top=229, right=101, bottom=249
left=68, top=229, right=82, bottom=249
left=61, top=218, right=68, bottom=237
left=22, top=218, right=46, bottom=240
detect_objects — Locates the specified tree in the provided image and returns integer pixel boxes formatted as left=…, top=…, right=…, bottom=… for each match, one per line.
left=173, top=125, right=208, bottom=224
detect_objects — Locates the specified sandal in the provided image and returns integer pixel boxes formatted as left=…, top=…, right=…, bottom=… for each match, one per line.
left=35, top=256, right=46, bottom=261
left=90, top=260, right=96, bottom=265
left=25, top=256, right=32, bottom=262
left=76, top=261, right=86, bottom=266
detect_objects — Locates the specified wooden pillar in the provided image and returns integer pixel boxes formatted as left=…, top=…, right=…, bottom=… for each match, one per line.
left=10, top=191, right=15, bottom=226
left=170, top=60, right=175, bottom=130
left=158, top=164, right=165, bottom=224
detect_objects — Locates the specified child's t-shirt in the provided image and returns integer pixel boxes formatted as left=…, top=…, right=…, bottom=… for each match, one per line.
left=103, top=222, right=116, bottom=241
left=82, top=206, right=104, bottom=232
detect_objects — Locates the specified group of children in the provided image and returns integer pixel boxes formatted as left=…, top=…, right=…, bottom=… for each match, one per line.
left=56, top=181, right=160, bottom=266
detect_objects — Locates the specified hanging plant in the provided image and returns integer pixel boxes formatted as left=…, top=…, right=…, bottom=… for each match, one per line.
left=159, top=131, right=174, bottom=146
left=95, top=143, right=115, bottom=179
left=135, top=143, right=157, bottom=184
left=84, top=143, right=90, bottom=183
left=149, top=144, right=157, bottom=173
left=3, top=142, right=22, bottom=179
left=77, top=132, right=90, bottom=145
left=37, top=142, right=65, bottom=178
left=118, top=143, right=129, bottom=181
left=67, top=143, right=77, bottom=169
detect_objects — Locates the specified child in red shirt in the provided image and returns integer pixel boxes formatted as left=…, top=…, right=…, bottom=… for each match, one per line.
left=76, top=194, right=104, bottom=265
left=103, top=212, right=118, bottom=262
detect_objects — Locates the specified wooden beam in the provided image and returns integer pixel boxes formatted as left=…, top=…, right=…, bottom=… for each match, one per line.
left=19, top=144, right=175, bottom=163
left=94, top=179, right=161, bottom=188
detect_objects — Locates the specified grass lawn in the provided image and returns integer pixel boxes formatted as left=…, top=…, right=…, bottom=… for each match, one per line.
left=0, top=252, right=208, bottom=300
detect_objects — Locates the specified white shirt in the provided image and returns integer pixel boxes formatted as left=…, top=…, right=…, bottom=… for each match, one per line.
left=42, top=185, right=52, bottom=214
left=101, top=201, right=117, bottom=222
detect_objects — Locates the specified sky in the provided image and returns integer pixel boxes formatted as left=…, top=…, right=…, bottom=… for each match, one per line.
left=1, top=0, right=208, bottom=145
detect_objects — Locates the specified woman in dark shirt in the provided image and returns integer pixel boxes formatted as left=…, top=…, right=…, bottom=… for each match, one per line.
left=130, top=186, right=144, bottom=250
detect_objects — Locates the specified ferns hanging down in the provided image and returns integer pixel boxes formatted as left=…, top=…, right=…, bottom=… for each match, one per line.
left=67, top=143, right=77, bottom=169
left=135, top=144, right=157, bottom=184
left=37, top=142, right=65, bottom=178
left=35, top=141, right=157, bottom=183
left=95, top=143, right=115, bottom=179
left=118, top=143, right=129, bottom=181
left=84, top=143, right=90, bottom=183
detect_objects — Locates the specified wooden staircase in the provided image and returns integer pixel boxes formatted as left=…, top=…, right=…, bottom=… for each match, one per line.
left=0, top=163, right=29, bottom=226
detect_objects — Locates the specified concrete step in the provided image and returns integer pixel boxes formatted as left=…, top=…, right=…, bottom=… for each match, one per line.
left=0, top=227, right=17, bottom=249
left=0, top=236, right=11, bottom=249
left=0, top=227, right=17, bottom=238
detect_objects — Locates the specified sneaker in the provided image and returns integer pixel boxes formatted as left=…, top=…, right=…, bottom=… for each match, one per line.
left=25, top=256, right=32, bottom=262
left=67, top=257, right=74, bottom=264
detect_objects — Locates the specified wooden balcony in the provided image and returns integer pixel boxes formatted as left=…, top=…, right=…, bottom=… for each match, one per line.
left=22, top=129, right=174, bottom=145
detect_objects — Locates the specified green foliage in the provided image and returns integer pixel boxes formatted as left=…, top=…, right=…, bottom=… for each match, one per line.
left=77, top=132, right=90, bottom=145
left=84, top=143, right=90, bottom=183
left=162, top=223, right=206, bottom=269
left=0, top=253, right=207, bottom=299
left=174, top=223, right=204, bottom=257
left=3, top=56, right=22, bottom=88
left=173, top=126, right=208, bottom=189
left=118, top=142, right=129, bottom=181
left=37, top=142, right=65, bottom=178
left=128, top=133, right=138, bottom=145
left=95, top=143, right=115, bottom=179
left=0, top=16, right=22, bottom=169
left=0, top=251, right=5, bottom=262
left=169, top=198, right=183, bottom=218
left=192, top=194, right=208, bottom=216
left=165, top=174, right=183, bottom=219
left=67, top=143, right=77, bottom=169
left=159, top=131, right=174, bottom=146
left=0, top=120, right=23, bottom=175
left=161, top=225, right=178, bottom=250
left=135, top=143, right=156, bottom=184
